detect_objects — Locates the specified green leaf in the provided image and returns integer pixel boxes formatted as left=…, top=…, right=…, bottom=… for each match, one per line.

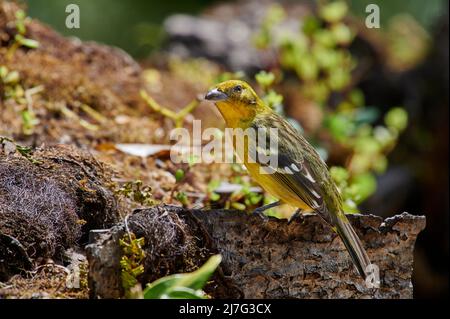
left=313, top=46, right=338, bottom=70
left=209, top=192, right=220, bottom=201
left=255, top=70, right=275, bottom=89
left=264, top=4, right=285, bottom=26
left=15, top=10, right=26, bottom=34
left=18, top=37, right=40, bottom=49
left=16, top=22, right=26, bottom=35
left=385, top=107, right=408, bottom=132
left=302, top=81, right=329, bottom=103
left=326, top=114, right=354, bottom=141
left=15, top=145, right=32, bottom=157
left=187, top=154, right=200, bottom=166
left=327, top=67, right=351, bottom=91
left=319, top=1, right=348, bottom=23
left=144, top=275, right=184, bottom=299
left=354, top=136, right=381, bottom=154
left=343, top=198, right=359, bottom=213
left=3, top=70, right=20, bottom=84
left=175, top=169, right=185, bottom=182
left=0, top=66, right=8, bottom=79
left=15, top=9, right=26, bottom=21
left=373, top=155, right=388, bottom=174
left=249, top=193, right=263, bottom=205
left=143, top=255, right=222, bottom=299
left=374, top=126, right=395, bottom=148
left=331, top=23, right=353, bottom=45
left=207, top=180, right=220, bottom=192
left=302, top=16, right=321, bottom=35
left=330, top=166, right=349, bottom=184
left=164, top=287, right=206, bottom=299
left=349, top=89, right=365, bottom=107
left=21, top=109, right=39, bottom=135
left=231, top=202, right=246, bottom=210
left=178, top=255, right=221, bottom=290
left=296, top=54, right=318, bottom=80
left=349, top=153, right=371, bottom=174
left=263, top=90, right=283, bottom=109
left=350, top=173, right=377, bottom=203
left=175, top=191, right=188, bottom=204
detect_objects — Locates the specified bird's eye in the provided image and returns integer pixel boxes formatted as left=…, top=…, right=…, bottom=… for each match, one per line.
left=233, top=85, right=242, bottom=93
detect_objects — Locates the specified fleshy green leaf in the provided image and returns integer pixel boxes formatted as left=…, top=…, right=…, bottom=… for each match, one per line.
left=330, top=166, right=349, bottom=184
left=385, top=107, right=408, bottom=132
left=3, top=71, right=20, bottom=84
left=143, top=255, right=221, bottom=299
left=350, top=173, right=377, bottom=203
left=255, top=70, right=275, bottom=89
left=210, top=192, right=220, bottom=201
left=144, top=275, right=184, bottom=299
left=319, top=1, right=348, bottom=23
left=164, top=287, right=206, bottom=299
left=175, top=169, right=185, bottom=182
left=19, top=37, right=40, bottom=49
left=302, top=16, right=321, bottom=35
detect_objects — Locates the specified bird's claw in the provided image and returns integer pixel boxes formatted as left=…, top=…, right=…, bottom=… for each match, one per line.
left=287, top=209, right=302, bottom=224
left=249, top=200, right=281, bottom=221
left=251, top=208, right=269, bottom=220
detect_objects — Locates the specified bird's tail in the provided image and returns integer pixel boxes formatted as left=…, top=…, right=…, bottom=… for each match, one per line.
left=333, top=214, right=371, bottom=279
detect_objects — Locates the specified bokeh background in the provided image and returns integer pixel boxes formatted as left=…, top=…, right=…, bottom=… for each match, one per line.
left=25, top=0, right=448, bottom=298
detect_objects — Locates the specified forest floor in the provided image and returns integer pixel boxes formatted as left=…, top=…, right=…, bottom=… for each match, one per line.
left=0, top=1, right=431, bottom=299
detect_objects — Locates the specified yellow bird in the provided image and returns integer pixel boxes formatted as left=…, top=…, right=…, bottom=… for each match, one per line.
left=205, top=80, right=371, bottom=279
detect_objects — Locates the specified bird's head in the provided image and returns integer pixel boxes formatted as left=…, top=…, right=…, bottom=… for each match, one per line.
left=205, top=80, right=266, bottom=127
left=205, top=80, right=259, bottom=105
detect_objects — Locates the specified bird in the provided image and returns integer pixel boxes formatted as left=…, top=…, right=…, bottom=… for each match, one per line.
left=205, top=79, right=371, bottom=279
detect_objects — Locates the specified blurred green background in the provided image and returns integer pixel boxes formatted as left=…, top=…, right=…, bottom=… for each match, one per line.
left=26, top=0, right=215, bottom=57
left=26, top=0, right=446, bottom=58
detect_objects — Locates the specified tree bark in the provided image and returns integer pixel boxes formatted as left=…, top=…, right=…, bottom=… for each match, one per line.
left=87, top=205, right=425, bottom=299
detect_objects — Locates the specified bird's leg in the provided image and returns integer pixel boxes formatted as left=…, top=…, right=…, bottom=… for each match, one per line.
left=251, top=200, right=281, bottom=218
left=287, top=208, right=303, bottom=224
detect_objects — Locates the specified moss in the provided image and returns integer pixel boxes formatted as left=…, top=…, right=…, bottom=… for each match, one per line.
left=0, top=144, right=120, bottom=280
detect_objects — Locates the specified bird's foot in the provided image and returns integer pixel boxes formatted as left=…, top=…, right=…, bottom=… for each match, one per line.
left=287, top=209, right=303, bottom=224
left=251, top=207, right=270, bottom=220
left=250, top=200, right=281, bottom=219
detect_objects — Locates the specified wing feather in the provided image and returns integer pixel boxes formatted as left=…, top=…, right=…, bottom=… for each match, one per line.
left=249, top=113, right=343, bottom=223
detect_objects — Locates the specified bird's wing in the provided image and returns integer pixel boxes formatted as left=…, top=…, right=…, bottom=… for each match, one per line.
left=249, top=114, right=341, bottom=224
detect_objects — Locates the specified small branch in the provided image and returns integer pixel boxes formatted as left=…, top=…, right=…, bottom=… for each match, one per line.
left=140, top=90, right=200, bottom=128
left=59, top=103, right=99, bottom=131
left=79, top=104, right=107, bottom=124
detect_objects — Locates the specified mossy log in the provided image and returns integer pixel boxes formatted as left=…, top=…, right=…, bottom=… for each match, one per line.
left=87, top=205, right=425, bottom=299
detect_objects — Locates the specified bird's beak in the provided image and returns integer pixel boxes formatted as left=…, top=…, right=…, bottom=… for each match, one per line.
left=205, top=88, right=228, bottom=101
